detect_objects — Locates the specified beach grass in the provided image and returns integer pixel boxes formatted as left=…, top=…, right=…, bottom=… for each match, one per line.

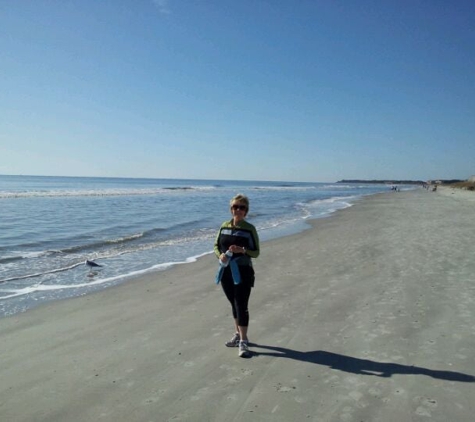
left=448, top=180, right=475, bottom=191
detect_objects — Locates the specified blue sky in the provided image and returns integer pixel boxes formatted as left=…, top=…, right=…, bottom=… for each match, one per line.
left=1, top=0, right=474, bottom=182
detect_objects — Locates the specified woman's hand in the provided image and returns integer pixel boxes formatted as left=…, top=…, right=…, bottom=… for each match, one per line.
left=219, top=253, right=228, bottom=263
left=229, top=245, right=246, bottom=254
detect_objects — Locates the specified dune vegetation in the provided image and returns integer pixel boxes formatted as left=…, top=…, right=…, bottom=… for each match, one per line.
left=449, top=180, right=475, bottom=191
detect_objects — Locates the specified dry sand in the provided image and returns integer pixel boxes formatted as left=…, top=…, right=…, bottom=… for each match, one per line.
left=437, top=185, right=475, bottom=202
left=1, top=188, right=474, bottom=422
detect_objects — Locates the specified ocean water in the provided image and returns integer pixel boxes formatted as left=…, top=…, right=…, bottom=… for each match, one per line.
left=0, top=175, right=407, bottom=317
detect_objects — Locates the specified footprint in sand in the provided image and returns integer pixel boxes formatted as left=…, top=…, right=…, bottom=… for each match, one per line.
left=414, top=396, right=437, bottom=417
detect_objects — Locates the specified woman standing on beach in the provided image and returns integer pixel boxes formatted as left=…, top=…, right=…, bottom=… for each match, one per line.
left=214, top=194, right=260, bottom=358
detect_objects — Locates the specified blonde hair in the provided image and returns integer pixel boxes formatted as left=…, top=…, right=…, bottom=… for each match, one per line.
left=229, top=194, right=249, bottom=213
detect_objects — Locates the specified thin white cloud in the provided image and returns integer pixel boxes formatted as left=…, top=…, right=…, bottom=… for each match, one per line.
left=152, top=0, right=171, bottom=15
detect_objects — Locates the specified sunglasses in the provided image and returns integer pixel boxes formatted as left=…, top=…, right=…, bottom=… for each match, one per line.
left=231, top=204, right=247, bottom=211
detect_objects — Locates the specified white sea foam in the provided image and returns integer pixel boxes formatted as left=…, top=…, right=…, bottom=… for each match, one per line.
left=0, top=262, right=84, bottom=284
left=251, top=185, right=317, bottom=191
left=0, top=251, right=213, bottom=301
left=0, top=186, right=219, bottom=199
left=322, top=184, right=353, bottom=189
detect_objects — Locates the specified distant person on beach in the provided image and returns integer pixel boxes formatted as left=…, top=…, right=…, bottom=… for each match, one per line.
left=214, top=194, right=260, bottom=358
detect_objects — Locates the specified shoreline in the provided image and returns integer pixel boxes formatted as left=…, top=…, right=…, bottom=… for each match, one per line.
left=0, top=187, right=375, bottom=318
left=2, top=188, right=474, bottom=421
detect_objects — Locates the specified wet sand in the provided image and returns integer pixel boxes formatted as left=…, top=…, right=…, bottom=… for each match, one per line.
left=1, top=188, right=474, bottom=421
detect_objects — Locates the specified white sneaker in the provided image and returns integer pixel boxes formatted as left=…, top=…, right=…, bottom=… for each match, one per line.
left=238, top=340, right=250, bottom=357
left=225, top=332, right=240, bottom=347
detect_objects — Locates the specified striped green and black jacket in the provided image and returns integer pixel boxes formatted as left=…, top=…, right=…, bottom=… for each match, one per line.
left=214, top=219, right=260, bottom=266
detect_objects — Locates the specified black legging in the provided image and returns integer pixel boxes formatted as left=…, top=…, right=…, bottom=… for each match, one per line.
left=220, top=266, right=254, bottom=327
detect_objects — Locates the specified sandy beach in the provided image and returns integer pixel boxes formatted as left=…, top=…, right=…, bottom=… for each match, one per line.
left=1, top=188, right=474, bottom=422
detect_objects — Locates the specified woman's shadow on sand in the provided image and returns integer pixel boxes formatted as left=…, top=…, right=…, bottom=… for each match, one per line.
left=252, top=345, right=475, bottom=382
